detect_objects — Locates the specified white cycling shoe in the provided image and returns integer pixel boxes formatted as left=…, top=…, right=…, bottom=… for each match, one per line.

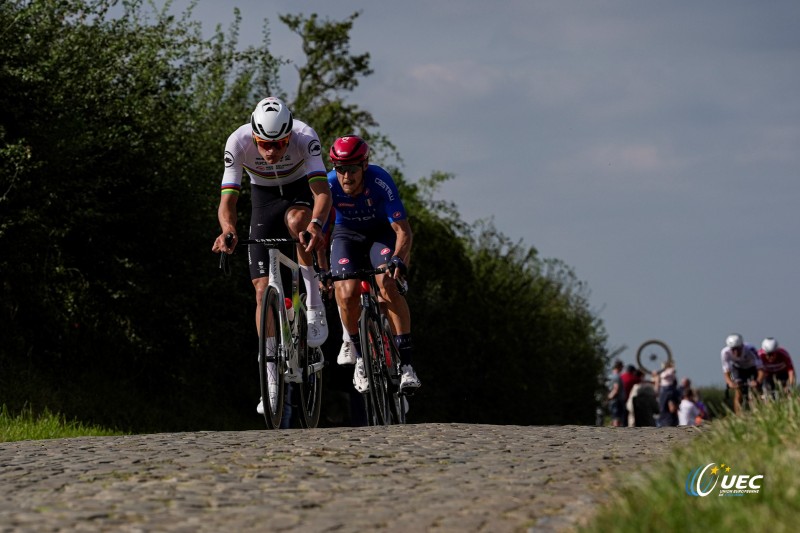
left=399, top=364, right=421, bottom=392
left=353, top=358, right=370, bottom=393
left=306, top=306, right=328, bottom=347
left=337, top=341, right=356, bottom=365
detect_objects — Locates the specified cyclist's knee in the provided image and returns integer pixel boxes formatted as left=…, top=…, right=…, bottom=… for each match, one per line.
left=376, top=274, right=399, bottom=300
left=284, top=207, right=310, bottom=234
left=253, top=277, right=269, bottom=300
left=334, top=281, right=359, bottom=304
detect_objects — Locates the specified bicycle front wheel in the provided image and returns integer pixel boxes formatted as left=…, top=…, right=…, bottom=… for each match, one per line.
left=360, top=309, right=391, bottom=426
left=295, top=305, right=323, bottom=428
left=636, top=339, right=673, bottom=375
left=381, top=316, right=406, bottom=425
left=259, top=287, right=285, bottom=429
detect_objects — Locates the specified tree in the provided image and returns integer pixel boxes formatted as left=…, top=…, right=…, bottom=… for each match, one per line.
left=1, top=0, right=609, bottom=430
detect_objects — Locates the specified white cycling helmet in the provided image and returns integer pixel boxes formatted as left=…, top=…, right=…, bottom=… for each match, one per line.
left=762, top=337, right=779, bottom=354
left=725, top=333, right=743, bottom=349
left=251, top=97, right=294, bottom=141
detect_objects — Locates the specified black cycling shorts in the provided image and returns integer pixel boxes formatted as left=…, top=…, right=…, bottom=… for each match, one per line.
left=248, top=180, right=312, bottom=279
left=329, top=224, right=396, bottom=277
left=730, top=365, right=758, bottom=385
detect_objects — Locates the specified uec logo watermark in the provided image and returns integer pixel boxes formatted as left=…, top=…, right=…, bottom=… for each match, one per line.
left=685, top=463, right=763, bottom=497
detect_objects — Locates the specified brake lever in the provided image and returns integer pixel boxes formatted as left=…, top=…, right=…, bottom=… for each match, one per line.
left=219, top=232, right=234, bottom=276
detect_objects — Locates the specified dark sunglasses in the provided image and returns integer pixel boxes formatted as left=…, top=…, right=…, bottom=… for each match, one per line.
left=335, top=164, right=362, bottom=174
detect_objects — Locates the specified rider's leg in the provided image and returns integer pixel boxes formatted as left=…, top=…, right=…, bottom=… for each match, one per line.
left=335, top=279, right=361, bottom=342
left=285, top=206, right=328, bottom=347
left=253, top=276, right=269, bottom=335
left=377, top=273, right=412, bottom=363
left=335, top=279, right=368, bottom=391
left=377, top=273, right=411, bottom=335
left=285, top=206, right=323, bottom=309
left=377, top=273, right=420, bottom=389
left=733, top=386, right=743, bottom=414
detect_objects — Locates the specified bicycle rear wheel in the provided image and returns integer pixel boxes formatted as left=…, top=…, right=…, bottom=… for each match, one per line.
left=295, top=305, right=323, bottom=428
left=360, top=310, right=391, bottom=426
left=259, top=287, right=285, bottom=429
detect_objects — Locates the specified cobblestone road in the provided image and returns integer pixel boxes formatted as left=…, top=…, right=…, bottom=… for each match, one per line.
left=0, top=424, right=698, bottom=532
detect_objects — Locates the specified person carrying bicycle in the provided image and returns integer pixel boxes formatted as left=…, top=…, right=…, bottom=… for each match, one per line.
left=326, top=135, right=421, bottom=394
left=721, top=333, right=765, bottom=414
left=212, top=97, right=332, bottom=413
left=757, top=337, right=795, bottom=396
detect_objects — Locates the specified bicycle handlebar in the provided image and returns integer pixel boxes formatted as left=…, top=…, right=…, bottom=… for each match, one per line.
left=219, top=232, right=318, bottom=276
left=328, top=266, right=408, bottom=295
left=237, top=237, right=301, bottom=246
left=327, top=267, right=389, bottom=282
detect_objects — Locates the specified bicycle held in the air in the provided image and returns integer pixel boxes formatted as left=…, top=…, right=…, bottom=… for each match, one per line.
left=220, top=233, right=325, bottom=429
left=330, top=266, right=409, bottom=426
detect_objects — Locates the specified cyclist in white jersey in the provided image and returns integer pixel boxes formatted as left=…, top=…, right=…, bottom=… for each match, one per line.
left=212, top=97, right=331, bottom=348
left=720, top=333, right=764, bottom=414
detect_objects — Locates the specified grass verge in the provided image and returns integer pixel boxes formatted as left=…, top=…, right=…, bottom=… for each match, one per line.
left=582, top=393, right=799, bottom=532
left=0, top=404, right=124, bottom=442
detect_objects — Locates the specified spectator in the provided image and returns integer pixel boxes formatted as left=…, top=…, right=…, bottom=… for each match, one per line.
left=626, top=370, right=658, bottom=427
left=677, top=377, right=691, bottom=399
left=655, top=361, right=679, bottom=427
left=678, top=388, right=700, bottom=426
left=620, top=364, right=641, bottom=402
left=607, top=360, right=627, bottom=427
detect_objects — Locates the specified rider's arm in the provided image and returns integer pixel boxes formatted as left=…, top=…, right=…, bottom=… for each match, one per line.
left=723, top=370, right=736, bottom=389
left=213, top=130, right=245, bottom=254
left=607, top=380, right=619, bottom=401
left=721, top=349, right=735, bottom=387
left=303, top=177, right=332, bottom=253
left=391, top=219, right=412, bottom=264
left=213, top=193, right=238, bottom=254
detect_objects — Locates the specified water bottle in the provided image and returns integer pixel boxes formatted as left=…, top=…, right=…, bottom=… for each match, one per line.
left=284, top=297, right=294, bottom=322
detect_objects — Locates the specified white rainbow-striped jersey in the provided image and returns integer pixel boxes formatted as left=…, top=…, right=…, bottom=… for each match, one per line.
left=220, top=120, right=327, bottom=195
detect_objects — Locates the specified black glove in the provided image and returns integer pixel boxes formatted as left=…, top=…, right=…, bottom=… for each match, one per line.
left=389, top=256, right=407, bottom=276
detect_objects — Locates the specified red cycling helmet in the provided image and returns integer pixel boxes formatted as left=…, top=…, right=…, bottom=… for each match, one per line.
left=329, top=135, right=369, bottom=164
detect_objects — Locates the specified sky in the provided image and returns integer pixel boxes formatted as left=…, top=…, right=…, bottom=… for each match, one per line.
left=164, top=1, right=800, bottom=387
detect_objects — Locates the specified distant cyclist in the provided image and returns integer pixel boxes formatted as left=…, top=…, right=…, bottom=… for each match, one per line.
left=758, top=337, right=795, bottom=396
left=720, top=333, right=765, bottom=414
left=326, top=135, right=421, bottom=394
left=212, top=97, right=332, bottom=414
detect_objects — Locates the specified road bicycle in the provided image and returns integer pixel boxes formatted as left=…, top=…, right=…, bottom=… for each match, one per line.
left=330, top=266, right=409, bottom=426
left=221, top=233, right=325, bottom=429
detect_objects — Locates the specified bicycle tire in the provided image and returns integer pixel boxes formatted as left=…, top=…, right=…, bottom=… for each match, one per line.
left=259, top=287, right=285, bottom=429
left=381, top=316, right=406, bottom=425
left=296, top=305, right=323, bottom=428
left=359, top=309, right=392, bottom=425
left=635, top=339, right=673, bottom=375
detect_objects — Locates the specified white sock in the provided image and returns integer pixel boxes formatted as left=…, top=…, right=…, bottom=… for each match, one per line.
left=338, top=306, right=350, bottom=342
left=300, top=264, right=322, bottom=309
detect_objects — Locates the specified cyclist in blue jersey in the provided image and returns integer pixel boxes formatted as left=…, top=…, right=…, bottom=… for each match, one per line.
left=327, top=135, right=421, bottom=393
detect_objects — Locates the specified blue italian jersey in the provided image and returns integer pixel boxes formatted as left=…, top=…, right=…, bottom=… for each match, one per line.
left=327, top=165, right=407, bottom=231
